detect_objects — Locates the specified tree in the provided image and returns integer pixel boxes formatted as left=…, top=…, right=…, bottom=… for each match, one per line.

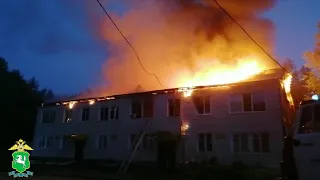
left=282, top=58, right=310, bottom=107
left=303, top=22, right=320, bottom=94
left=0, top=57, right=54, bottom=169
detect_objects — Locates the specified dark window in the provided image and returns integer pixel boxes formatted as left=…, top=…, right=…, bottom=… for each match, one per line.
left=252, top=92, right=266, bottom=111
left=168, top=99, right=181, bottom=117
left=60, top=135, right=70, bottom=149
left=261, top=133, right=270, bottom=152
left=130, top=134, right=141, bottom=151
left=100, top=107, right=109, bottom=121
left=315, top=104, right=320, bottom=132
left=198, top=133, right=212, bottom=152
left=81, top=108, right=90, bottom=121
left=110, top=106, right=119, bottom=120
left=243, top=93, right=252, bottom=112
left=298, top=106, right=314, bottom=134
left=42, top=111, right=56, bottom=123
left=64, top=109, right=72, bottom=123
left=252, top=133, right=270, bottom=153
left=230, top=92, right=266, bottom=113
left=131, top=101, right=142, bottom=118
left=142, top=136, right=153, bottom=151
left=97, top=135, right=108, bottom=149
left=193, top=96, right=210, bottom=114
left=143, top=98, right=154, bottom=118
left=233, top=134, right=249, bottom=153
left=131, top=99, right=154, bottom=118
left=230, top=94, right=242, bottom=113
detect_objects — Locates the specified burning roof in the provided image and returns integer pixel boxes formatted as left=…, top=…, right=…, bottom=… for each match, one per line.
left=42, top=68, right=287, bottom=107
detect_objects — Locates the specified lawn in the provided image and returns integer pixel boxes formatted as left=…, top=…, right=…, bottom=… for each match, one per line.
left=17, top=161, right=279, bottom=180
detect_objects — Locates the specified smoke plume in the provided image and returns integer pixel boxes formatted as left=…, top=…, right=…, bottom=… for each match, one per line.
left=94, top=0, right=278, bottom=96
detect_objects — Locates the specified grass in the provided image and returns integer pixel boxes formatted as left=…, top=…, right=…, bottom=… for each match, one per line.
left=4, top=160, right=279, bottom=180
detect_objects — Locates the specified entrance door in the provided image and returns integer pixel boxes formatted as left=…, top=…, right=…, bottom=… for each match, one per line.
left=294, top=103, right=320, bottom=180
left=74, top=139, right=86, bottom=161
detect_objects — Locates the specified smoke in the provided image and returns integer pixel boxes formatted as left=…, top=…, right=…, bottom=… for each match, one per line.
left=94, top=0, right=278, bottom=96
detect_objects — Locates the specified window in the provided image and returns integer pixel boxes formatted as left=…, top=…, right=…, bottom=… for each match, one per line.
left=298, top=106, right=314, bottom=134
left=63, top=109, right=72, bottom=123
left=229, top=92, right=266, bottom=113
left=168, top=99, right=181, bottom=117
left=131, top=98, right=154, bottom=119
left=315, top=104, right=320, bottom=132
left=42, top=111, right=56, bottom=123
left=97, top=135, right=108, bottom=149
left=198, top=133, right=213, bottom=152
left=233, top=134, right=249, bottom=153
left=252, top=133, right=270, bottom=153
left=193, top=96, right=210, bottom=115
left=233, top=133, right=269, bottom=153
left=38, top=136, right=54, bottom=149
left=60, top=135, right=70, bottom=149
left=142, top=136, right=154, bottom=151
left=81, top=108, right=90, bottom=121
left=298, top=104, right=320, bottom=134
left=130, top=134, right=141, bottom=151
left=100, top=106, right=119, bottom=121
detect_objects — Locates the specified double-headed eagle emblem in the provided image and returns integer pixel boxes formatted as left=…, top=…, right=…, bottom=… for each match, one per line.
left=8, top=139, right=33, bottom=152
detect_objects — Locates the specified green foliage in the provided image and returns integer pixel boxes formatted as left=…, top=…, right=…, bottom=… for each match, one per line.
left=303, top=22, right=320, bottom=94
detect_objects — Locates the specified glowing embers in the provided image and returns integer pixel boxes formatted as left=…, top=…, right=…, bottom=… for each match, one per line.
left=181, top=123, right=190, bottom=136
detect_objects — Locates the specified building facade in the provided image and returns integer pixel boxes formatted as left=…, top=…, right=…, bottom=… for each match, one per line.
left=32, top=71, right=290, bottom=167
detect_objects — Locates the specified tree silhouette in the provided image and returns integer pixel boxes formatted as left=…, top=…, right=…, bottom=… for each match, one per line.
left=0, top=57, right=54, bottom=170
left=303, top=22, right=320, bottom=94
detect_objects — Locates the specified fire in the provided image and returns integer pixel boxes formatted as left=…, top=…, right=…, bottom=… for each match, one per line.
left=174, top=57, right=265, bottom=97
left=282, top=73, right=294, bottom=107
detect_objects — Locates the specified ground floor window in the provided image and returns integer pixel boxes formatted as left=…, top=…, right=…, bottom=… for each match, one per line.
left=232, top=133, right=270, bottom=153
left=198, top=133, right=213, bottom=152
left=38, top=136, right=54, bottom=149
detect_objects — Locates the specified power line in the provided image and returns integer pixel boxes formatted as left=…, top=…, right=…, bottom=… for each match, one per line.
left=211, top=0, right=292, bottom=76
left=96, top=0, right=165, bottom=88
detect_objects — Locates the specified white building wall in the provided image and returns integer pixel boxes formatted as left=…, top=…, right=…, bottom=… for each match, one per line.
left=32, top=79, right=284, bottom=167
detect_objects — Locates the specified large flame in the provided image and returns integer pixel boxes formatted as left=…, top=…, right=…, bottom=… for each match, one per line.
left=175, top=57, right=264, bottom=88
left=84, top=0, right=279, bottom=97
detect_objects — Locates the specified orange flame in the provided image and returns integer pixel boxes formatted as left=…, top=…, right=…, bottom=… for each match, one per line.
left=174, top=57, right=266, bottom=97
left=282, top=73, right=294, bottom=107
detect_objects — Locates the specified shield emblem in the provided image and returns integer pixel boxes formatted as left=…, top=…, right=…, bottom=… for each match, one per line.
left=12, top=151, right=30, bottom=173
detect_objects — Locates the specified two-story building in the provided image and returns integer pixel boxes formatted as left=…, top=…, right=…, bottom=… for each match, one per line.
left=32, top=68, right=292, bottom=167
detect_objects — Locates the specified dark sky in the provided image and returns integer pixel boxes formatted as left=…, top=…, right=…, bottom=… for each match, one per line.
left=0, top=0, right=319, bottom=95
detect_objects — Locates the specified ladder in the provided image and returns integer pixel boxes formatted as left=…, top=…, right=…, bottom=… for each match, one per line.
left=117, top=119, right=152, bottom=174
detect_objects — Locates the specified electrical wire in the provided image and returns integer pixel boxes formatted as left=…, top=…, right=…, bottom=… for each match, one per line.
left=212, top=0, right=292, bottom=76
left=96, top=0, right=165, bottom=88
left=212, top=0, right=310, bottom=106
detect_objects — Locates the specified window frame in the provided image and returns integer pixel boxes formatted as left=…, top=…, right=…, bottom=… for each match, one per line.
left=193, top=96, right=211, bottom=115
left=298, top=103, right=320, bottom=134
left=41, top=111, right=56, bottom=123
left=96, top=135, right=108, bottom=149
left=99, top=105, right=119, bottom=122
left=167, top=98, right=181, bottom=117
left=197, top=133, right=213, bottom=152
left=130, top=99, right=154, bottom=119
left=229, top=91, right=267, bottom=114
left=63, top=109, right=73, bottom=123
left=81, top=107, right=90, bottom=121
left=232, top=133, right=270, bottom=154
left=38, top=136, right=54, bottom=149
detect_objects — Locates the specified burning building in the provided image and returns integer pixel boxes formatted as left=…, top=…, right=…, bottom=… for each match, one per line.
left=32, top=68, right=294, bottom=167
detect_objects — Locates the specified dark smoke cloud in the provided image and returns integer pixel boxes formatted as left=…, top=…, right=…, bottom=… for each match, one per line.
left=94, top=0, right=278, bottom=96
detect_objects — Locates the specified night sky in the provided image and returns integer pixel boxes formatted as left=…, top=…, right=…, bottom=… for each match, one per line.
left=0, top=0, right=319, bottom=95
